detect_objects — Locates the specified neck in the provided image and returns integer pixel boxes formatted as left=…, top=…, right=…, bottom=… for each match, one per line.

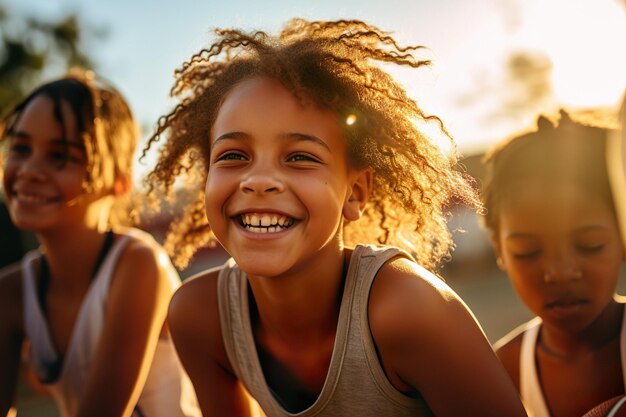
left=37, top=227, right=112, bottom=291
left=249, top=247, right=349, bottom=347
left=540, top=299, right=624, bottom=359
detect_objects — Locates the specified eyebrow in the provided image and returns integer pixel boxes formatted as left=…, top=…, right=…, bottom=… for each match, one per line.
left=8, top=129, right=86, bottom=151
left=505, top=233, right=537, bottom=241
left=212, top=131, right=246, bottom=145
left=213, top=131, right=331, bottom=152
left=285, top=133, right=331, bottom=152
left=505, top=225, right=611, bottom=240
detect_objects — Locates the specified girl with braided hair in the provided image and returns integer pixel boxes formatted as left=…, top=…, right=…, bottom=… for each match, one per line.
left=144, top=19, right=527, bottom=417
left=484, top=111, right=624, bottom=417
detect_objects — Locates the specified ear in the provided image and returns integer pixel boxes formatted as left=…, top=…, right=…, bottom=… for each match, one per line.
left=489, top=233, right=506, bottom=271
left=343, top=168, right=372, bottom=221
left=112, top=175, right=132, bottom=196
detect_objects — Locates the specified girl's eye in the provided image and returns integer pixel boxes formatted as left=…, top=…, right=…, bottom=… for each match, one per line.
left=48, top=147, right=85, bottom=167
left=51, top=151, right=82, bottom=165
left=512, top=250, right=541, bottom=259
left=286, top=153, right=320, bottom=163
left=50, top=151, right=68, bottom=162
left=215, top=151, right=246, bottom=162
left=576, top=244, right=605, bottom=254
left=8, top=143, right=30, bottom=156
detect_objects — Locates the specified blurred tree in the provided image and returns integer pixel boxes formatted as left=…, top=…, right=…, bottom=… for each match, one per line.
left=0, top=4, right=102, bottom=268
left=0, top=4, right=99, bottom=114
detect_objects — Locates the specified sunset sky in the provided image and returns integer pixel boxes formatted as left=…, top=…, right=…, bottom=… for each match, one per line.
left=8, top=0, right=626, bottom=157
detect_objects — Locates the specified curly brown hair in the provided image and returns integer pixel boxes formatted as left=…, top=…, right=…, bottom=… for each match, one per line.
left=1, top=69, right=139, bottom=227
left=481, top=110, right=617, bottom=236
left=143, top=18, right=479, bottom=270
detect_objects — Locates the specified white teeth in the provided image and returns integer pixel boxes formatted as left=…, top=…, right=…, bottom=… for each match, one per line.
left=17, top=192, right=53, bottom=204
left=240, top=213, right=294, bottom=233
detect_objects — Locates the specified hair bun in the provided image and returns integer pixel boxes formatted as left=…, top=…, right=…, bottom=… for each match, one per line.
left=537, top=115, right=554, bottom=130
left=559, top=109, right=572, bottom=124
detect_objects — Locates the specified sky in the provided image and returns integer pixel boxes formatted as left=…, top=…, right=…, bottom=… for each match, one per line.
left=6, top=0, right=626, bottom=159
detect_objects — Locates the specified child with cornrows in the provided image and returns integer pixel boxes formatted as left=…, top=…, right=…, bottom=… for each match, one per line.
left=0, top=70, right=199, bottom=417
left=144, top=19, right=527, bottom=417
left=484, top=111, right=625, bottom=417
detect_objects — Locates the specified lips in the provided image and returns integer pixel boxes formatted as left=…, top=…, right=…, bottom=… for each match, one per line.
left=11, top=189, right=60, bottom=205
left=235, top=212, right=297, bottom=234
left=545, top=298, right=588, bottom=318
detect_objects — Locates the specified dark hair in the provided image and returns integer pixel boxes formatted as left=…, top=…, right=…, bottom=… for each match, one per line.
left=482, top=110, right=616, bottom=234
left=1, top=69, right=139, bottom=227
left=143, top=18, right=479, bottom=269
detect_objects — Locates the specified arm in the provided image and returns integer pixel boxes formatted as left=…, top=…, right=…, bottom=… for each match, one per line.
left=74, top=239, right=174, bottom=417
left=494, top=329, right=524, bottom=392
left=369, top=257, right=527, bottom=417
left=0, top=266, right=24, bottom=417
left=168, top=270, right=258, bottom=417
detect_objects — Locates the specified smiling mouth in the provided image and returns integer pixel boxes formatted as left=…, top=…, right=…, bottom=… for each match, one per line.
left=236, top=213, right=296, bottom=233
left=13, top=190, right=60, bottom=205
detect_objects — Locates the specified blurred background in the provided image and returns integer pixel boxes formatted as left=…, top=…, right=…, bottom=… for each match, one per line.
left=0, top=0, right=624, bottom=415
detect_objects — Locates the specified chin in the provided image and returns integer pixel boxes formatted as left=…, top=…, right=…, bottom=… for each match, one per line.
left=237, top=264, right=285, bottom=279
left=233, top=255, right=294, bottom=279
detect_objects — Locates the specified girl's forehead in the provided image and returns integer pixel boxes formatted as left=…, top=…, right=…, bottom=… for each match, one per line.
left=17, top=95, right=80, bottom=140
left=212, top=76, right=344, bottom=145
left=499, top=181, right=615, bottom=227
left=218, top=77, right=307, bottom=115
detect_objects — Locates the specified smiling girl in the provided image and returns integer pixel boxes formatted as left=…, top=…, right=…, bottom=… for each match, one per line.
left=0, top=71, right=199, bottom=417
left=484, top=111, right=625, bottom=417
left=144, top=19, right=527, bottom=417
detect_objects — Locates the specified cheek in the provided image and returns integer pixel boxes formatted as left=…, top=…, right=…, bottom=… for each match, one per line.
left=2, top=166, right=11, bottom=193
left=590, top=263, right=622, bottom=294
left=3, top=157, right=18, bottom=182
left=506, top=264, right=545, bottom=303
left=204, top=172, right=228, bottom=227
left=58, top=171, right=87, bottom=198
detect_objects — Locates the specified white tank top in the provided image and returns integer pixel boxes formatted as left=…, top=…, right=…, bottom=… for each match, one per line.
left=22, top=228, right=200, bottom=417
left=520, top=309, right=626, bottom=417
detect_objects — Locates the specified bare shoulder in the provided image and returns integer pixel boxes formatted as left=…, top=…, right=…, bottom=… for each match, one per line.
left=168, top=267, right=232, bottom=371
left=493, top=322, right=528, bottom=390
left=369, top=256, right=467, bottom=340
left=169, top=266, right=256, bottom=415
left=0, top=262, right=24, bottom=331
left=368, top=256, right=528, bottom=416
left=169, top=267, right=221, bottom=324
left=103, top=231, right=181, bottom=334
left=367, top=255, right=478, bottom=386
left=113, top=231, right=178, bottom=293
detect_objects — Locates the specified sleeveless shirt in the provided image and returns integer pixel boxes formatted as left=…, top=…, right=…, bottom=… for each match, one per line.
left=518, top=308, right=626, bottom=417
left=218, top=243, right=435, bottom=417
left=22, top=228, right=200, bottom=417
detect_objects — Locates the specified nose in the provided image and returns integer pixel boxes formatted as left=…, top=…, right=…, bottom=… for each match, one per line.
left=543, top=251, right=582, bottom=283
left=239, top=163, right=285, bottom=195
left=16, top=155, right=47, bottom=183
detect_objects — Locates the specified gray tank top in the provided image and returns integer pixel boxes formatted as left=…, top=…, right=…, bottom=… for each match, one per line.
left=218, top=243, right=434, bottom=417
